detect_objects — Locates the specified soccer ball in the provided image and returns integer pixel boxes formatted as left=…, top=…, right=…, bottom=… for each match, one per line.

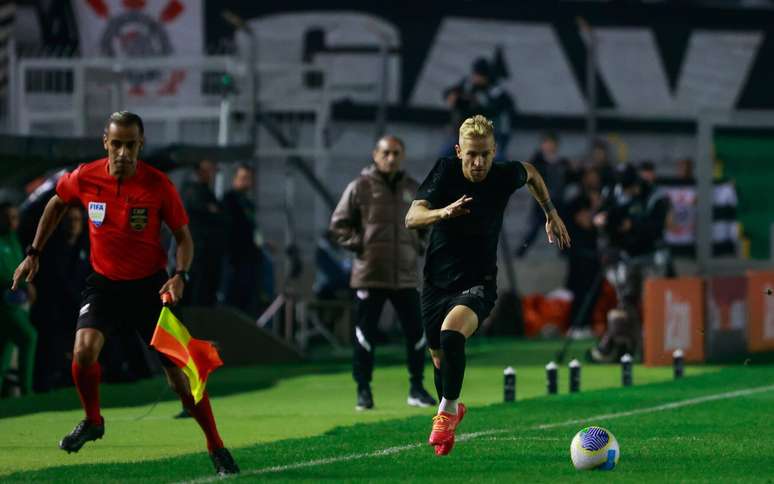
left=570, top=426, right=620, bottom=470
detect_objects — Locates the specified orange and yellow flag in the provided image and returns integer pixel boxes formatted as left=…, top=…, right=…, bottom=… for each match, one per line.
left=150, top=304, right=222, bottom=404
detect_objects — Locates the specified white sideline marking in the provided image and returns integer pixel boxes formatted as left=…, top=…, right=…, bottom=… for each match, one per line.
left=179, top=384, right=774, bottom=484
left=482, top=436, right=565, bottom=442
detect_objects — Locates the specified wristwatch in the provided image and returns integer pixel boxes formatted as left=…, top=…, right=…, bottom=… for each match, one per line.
left=174, top=270, right=190, bottom=284
left=25, top=245, right=41, bottom=257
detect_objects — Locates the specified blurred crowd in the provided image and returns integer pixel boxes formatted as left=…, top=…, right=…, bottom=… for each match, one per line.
left=518, top=132, right=682, bottom=360
left=179, top=161, right=274, bottom=315
left=0, top=162, right=273, bottom=397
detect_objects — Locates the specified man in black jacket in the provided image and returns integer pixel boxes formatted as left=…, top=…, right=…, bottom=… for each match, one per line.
left=182, top=160, right=225, bottom=306
left=222, top=164, right=262, bottom=316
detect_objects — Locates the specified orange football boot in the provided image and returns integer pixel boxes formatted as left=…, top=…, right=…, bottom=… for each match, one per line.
left=428, top=403, right=467, bottom=455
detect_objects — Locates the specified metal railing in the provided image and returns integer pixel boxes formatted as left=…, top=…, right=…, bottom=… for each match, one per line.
left=12, top=54, right=333, bottom=145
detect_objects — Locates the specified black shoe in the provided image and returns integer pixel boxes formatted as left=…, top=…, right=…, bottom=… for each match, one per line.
left=356, top=386, right=374, bottom=411
left=210, top=447, right=240, bottom=476
left=173, top=408, right=191, bottom=419
left=407, top=386, right=437, bottom=408
left=59, top=418, right=105, bottom=453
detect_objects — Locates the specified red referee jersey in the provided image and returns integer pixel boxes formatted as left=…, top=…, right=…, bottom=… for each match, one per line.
left=56, top=158, right=189, bottom=281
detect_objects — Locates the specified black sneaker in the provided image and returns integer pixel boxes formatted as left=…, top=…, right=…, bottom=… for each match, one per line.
left=59, top=418, right=105, bottom=453
left=407, top=386, right=437, bottom=407
left=356, top=386, right=374, bottom=411
left=210, top=447, right=240, bottom=476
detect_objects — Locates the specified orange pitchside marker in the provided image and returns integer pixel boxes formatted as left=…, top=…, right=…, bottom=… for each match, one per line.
left=151, top=292, right=223, bottom=403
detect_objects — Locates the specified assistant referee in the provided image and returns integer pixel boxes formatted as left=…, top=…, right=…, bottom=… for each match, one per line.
left=12, top=111, right=239, bottom=476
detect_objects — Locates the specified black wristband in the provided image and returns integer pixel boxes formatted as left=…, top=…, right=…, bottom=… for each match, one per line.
left=174, top=270, right=190, bottom=284
left=25, top=245, right=40, bottom=257
left=540, top=199, right=556, bottom=214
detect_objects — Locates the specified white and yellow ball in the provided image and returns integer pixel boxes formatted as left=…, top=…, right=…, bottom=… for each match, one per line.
left=570, top=426, right=620, bottom=470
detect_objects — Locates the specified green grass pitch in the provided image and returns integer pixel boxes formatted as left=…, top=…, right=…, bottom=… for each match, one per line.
left=0, top=339, right=772, bottom=482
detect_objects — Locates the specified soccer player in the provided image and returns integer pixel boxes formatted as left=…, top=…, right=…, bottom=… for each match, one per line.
left=11, top=112, right=239, bottom=476
left=405, top=115, right=570, bottom=456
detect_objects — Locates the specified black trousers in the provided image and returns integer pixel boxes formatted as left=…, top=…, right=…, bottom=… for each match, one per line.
left=352, top=288, right=426, bottom=388
left=566, top=255, right=601, bottom=329
left=186, top=243, right=223, bottom=307
left=224, top=253, right=260, bottom=317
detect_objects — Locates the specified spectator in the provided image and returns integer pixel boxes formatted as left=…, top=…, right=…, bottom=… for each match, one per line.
left=629, top=162, right=671, bottom=258
left=564, top=197, right=599, bottom=338
left=563, top=168, right=604, bottom=339
left=637, top=160, right=670, bottom=221
left=638, top=160, right=676, bottom=277
left=441, top=57, right=516, bottom=160
left=517, top=132, right=569, bottom=257
left=580, top=165, right=603, bottom=210
left=638, top=160, right=656, bottom=186
left=182, top=160, right=225, bottom=306
left=222, top=164, right=263, bottom=316
left=330, top=135, right=436, bottom=411
left=0, top=202, right=37, bottom=396
left=590, top=138, right=616, bottom=189
left=30, top=206, right=89, bottom=392
left=677, top=157, right=694, bottom=180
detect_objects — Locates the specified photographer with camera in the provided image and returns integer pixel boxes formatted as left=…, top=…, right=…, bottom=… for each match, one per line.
left=587, top=164, right=671, bottom=363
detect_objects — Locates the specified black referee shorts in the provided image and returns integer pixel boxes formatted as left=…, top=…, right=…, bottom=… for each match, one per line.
left=421, top=280, right=497, bottom=350
left=76, top=270, right=175, bottom=367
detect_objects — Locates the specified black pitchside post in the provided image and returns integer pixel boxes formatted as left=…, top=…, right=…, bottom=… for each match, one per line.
left=621, top=353, right=633, bottom=387
left=504, top=366, right=516, bottom=402
left=546, top=361, right=558, bottom=395
left=673, top=348, right=684, bottom=379
left=569, top=359, right=581, bottom=393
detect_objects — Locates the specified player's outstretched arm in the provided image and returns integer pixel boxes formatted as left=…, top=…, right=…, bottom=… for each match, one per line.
left=522, top=162, right=571, bottom=249
left=11, top=195, right=69, bottom=290
left=405, top=196, right=472, bottom=229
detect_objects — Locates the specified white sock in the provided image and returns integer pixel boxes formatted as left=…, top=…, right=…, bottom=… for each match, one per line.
left=439, top=397, right=458, bottom=415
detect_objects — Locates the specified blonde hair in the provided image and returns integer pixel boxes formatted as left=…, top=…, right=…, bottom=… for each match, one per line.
left=459, top=115, right=494, bottom=141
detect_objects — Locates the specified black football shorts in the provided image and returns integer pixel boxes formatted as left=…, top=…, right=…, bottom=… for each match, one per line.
left=421, top=280, right=497, bottom=350
left=76, top=270, right=175, bottom=367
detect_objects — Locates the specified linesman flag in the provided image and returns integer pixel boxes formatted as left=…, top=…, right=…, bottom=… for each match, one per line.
left=151, top=293, right=223, bottom=403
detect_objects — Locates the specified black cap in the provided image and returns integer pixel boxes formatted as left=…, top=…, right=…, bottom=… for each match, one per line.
left=472, top=57, right=491, bottom=77
left=617, top=164, right=640, bottom=188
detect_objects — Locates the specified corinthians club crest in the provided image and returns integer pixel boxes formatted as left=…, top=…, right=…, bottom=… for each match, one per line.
left=130, top=207, right=149, bottom=231
left=88, top=0, right=188, bottom=97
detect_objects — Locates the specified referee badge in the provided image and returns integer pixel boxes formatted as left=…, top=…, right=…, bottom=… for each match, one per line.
left=88, top=202, right=106, bottom=227
left=130, top=207, right=149, bottom=231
